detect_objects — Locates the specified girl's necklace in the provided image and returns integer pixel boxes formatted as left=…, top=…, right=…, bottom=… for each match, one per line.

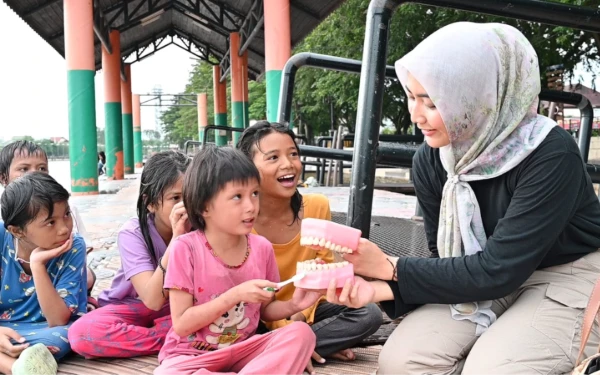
left=206, top=236, right=250, bottom=269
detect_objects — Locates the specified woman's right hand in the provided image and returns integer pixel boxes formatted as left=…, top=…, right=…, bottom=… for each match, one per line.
left=170, top=201, right=190, bottom=239
left=325, top=277, right=375, bottom=309
left=0, top=327, right=28, bottom=357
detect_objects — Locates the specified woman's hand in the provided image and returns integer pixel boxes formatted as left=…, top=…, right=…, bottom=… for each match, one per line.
left=343, top=238, right=393, bottom=279
left=170, top=202, right=190, bottom=239
left=325, top=277, right=375, bottom=309
left=0, top=327, right=28, bottom=357
left=30, top=234, right=73, bottom=266
left=290, top=287, right=323, bottom=312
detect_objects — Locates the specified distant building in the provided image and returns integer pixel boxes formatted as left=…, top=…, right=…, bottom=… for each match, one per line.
left=50, top=137, right=69, bottom=144
left=542, top=83, right=600, bottom=131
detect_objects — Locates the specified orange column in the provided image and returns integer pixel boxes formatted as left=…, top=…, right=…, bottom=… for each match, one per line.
left=102, top=30, right=124, bottom=180
left=213, top=66, right=228, bottom=146
left=264, top=0, right=291, bottom=122
left=133, top=94, right=143, bottom=168
left=198, top=93, right=208, bottom=143
left=121, top=63, right=134, bottom=174
left=241, top=50, right=249, bottom=127
left=230, top=32, right=244, bottom=145
left=64, top=0, right=98, bottom=194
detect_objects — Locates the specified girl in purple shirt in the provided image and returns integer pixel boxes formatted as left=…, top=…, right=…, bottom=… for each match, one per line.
left=68, top=150, right=190, bottom=358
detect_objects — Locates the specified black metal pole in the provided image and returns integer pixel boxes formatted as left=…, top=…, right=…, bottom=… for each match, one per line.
left=538, top=90, right=593, bottom=162
left=329, top=97, right=335, bottom=132
left=577, top=97, right=593, bottom=163
left=347, top=0, right=397, bottom=237
left=403, top=0, right=600, bottom=33
left=277, top=52, right=397, bottom=124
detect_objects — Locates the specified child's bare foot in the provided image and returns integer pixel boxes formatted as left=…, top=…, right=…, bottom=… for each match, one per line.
left=329, top=348, right=355, bottom=361
left=11, top=343, right=57, bottom=375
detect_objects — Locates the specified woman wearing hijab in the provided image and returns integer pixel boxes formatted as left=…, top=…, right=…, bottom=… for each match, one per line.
left=325, top=22, right=600, bottom=374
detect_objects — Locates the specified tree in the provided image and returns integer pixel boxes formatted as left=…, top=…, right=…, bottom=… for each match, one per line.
left=162, top=0, right=600, bottom=141
left=290, top=0, right=600, bottom=134
left=96, top=127, right=104, bottom=146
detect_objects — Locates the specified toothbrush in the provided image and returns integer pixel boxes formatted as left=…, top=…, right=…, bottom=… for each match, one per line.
left=264, top=273, right=306, bottom=292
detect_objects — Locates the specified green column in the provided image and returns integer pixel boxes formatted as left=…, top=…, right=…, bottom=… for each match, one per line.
left=266, top=70, right=282, bottom=122
left=122, top=113, right=133, bottom=172
left=105, top=102, right=123, bottom=177
left=134, top=128, right=143, bottom=166
left=121, top=64, right=134, bottom=174
left=103, top=30, right=124, bottom=179
left=68, top=70, right=98, bottom=194
left=213, top=66, right=228, bottom=147
left=232, top=102, right=244, bottom=145
left=133, top=94, right=143, bottom=168
left=64, top=0, right=98, bottom=194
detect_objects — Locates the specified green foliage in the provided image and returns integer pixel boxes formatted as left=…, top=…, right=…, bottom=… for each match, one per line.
left=161, top=0, right=600, bottom=142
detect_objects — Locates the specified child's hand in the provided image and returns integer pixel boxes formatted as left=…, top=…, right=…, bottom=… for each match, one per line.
left=170, top=202, right=190, bottom=238
left=30, top=234, right=73, bottom=266
left=290, top=287, right=324, bottom=311
left=0, top=327, right=29, bottom=358
left=233, top=280, right=278, bottom=304
left=325, top=276, right=375, bottom=309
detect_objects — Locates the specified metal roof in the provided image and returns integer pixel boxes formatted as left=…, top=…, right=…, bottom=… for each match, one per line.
left=3, top=0, right=346, bottom=80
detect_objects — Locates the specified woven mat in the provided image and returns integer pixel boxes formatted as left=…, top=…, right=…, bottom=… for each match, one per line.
left=58, top=346, right=382, bottom=375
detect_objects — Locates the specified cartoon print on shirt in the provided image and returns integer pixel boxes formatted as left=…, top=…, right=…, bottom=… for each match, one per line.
left=18, top=271, right=31, bottom=283
left=205, top=302, right=250, bottom=349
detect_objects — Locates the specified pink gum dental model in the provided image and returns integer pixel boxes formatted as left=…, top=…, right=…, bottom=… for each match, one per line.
left=300, top=218, right=362, bottom=254
left=294, top=258, right=355, bottom=289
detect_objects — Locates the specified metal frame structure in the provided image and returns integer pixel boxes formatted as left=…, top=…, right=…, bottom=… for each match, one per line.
left=139, top=93, right=199, bottom=107
left=277, top=1, right=600, bottom=237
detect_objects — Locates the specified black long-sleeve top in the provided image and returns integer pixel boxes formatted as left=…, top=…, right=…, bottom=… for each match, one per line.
left=381, top=127, right=600, bottom=319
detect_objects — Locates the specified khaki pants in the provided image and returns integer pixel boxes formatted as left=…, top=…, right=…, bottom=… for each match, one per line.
left=378, top=250, right=600, bottom=375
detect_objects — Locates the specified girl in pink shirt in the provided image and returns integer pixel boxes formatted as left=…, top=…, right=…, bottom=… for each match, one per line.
left=68, top=150, right=191, bottom=358
left=154, top=146, right=319, bottom=375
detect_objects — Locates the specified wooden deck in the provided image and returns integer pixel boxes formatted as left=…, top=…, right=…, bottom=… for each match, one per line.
left=57, top=346, right=381, bottom=375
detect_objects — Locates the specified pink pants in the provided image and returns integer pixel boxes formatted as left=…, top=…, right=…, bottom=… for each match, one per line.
left=68, top=301, right=171, bottom=358
left=154, top=322, right=315, bottom=375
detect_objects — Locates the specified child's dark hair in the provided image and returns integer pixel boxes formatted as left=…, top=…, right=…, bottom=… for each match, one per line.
left=184, top=145, right=260, bottom=231
left=98, top=151, right=106, bottom=164
left=2, top=172, right=69, bottom=230
left=0, top=140, right=48, bottom=185
left=137, top=150, right=190, bottom=266
left=236, top=120, right=303, bottom=224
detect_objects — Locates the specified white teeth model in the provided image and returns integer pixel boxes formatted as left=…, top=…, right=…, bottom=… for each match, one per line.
left=300, top=236, right=354, bottom=254
left=296, top=259, right=351, bottom=273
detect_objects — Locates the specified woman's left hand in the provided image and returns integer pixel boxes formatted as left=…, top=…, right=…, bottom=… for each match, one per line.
left=325, top=277, right=375, bottom=309
left=30, top=234, right=73, bottom=266
left=291, top=287, right=323, bottom=311
left=343, top=238, right=392, bottom=279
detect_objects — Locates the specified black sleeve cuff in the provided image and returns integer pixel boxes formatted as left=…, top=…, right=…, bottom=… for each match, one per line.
left=379, top=264, right=421, bottom=319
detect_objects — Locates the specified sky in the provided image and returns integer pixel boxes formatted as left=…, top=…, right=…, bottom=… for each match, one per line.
left=0, top=2, right=195, bottom=141
left=0, top=2, right=599, bottom=143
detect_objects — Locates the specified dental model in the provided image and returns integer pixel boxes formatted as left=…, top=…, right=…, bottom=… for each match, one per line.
left=294, top=258, right=354, bottom=289
left=300, top=218, right=362, bottom=254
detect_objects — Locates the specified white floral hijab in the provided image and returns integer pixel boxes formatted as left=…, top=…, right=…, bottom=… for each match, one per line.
left=395, top=22, right=556, bottom=333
